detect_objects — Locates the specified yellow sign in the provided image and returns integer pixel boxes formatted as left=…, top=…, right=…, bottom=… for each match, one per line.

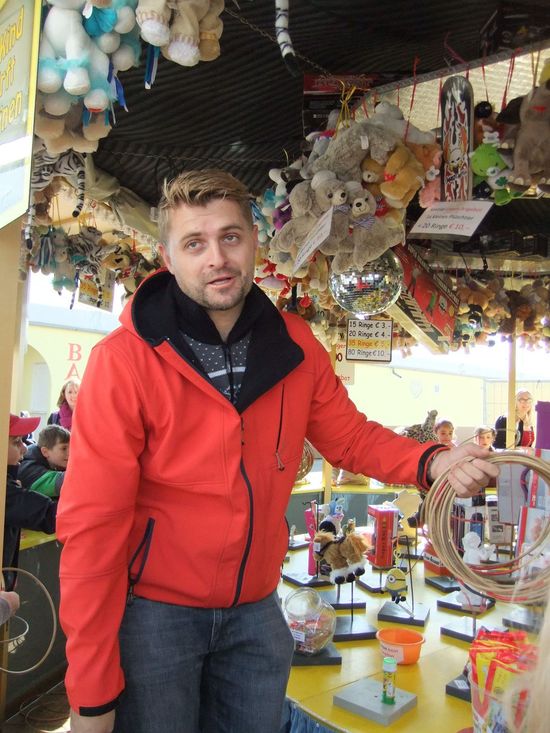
left=0, top=0, right=41, bottom=229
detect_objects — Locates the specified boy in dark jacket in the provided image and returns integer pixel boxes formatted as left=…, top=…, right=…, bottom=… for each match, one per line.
left=19, top=425, right=70, bottom=497
left=4, top=414, right=57, bottom=590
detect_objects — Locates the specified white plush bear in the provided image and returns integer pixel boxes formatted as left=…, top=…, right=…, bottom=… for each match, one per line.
left=136, top=0, right=224, bottom=67
left=83, top=0, right=138, bottom=55
left=38, top=0, right=114, bottom=112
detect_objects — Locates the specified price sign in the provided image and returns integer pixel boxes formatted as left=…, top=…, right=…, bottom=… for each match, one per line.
left=346, top=318, right=393, bottom=362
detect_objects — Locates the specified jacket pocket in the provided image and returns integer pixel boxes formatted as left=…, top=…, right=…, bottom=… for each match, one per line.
left=127, top=517, right=155, bottom=604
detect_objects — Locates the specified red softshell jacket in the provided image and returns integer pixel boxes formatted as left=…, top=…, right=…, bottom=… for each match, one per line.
left=57, top=284, right=438, bottom=713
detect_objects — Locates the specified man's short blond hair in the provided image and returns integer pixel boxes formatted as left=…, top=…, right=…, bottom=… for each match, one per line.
left=157, top=169, right=253, bottom=244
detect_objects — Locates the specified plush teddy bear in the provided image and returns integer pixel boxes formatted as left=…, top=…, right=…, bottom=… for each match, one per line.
left=507, top=79, right=550, bottom=192
left=310, top=171, right=352, bottom=256
left=35, top=93, right=112, bottom=154
left=269, top=180, right=317, bottom=253
left=379, top=143, right=426, bottom=209
left=38, top=0, right=115, bottom=113
left=136, top=0, right=224, bottom=67
left=407, top=141, right=442, bottom=208
left=270, top=171, right=349, bottom=256
left=369, top=101, right=437, bottom=145
left=360, top=157, right=404, bottom=226
left=311, top=120, right=399, bottom=182
left=329, top=182, right=401, bottom=272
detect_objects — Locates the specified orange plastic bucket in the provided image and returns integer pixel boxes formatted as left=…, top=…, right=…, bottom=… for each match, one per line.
left=376, top=627, right=425, bottom=665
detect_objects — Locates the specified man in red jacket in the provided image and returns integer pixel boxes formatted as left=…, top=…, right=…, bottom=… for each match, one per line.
left=58, top=170, right=498, bottom=733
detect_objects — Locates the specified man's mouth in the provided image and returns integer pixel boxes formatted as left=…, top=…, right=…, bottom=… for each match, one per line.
left=208, top=275, right=235, bottom=286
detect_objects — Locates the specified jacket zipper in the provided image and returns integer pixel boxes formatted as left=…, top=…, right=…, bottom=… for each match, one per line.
left=232, top=456, right=254, bottom=606
left=275, top=384, right=285, bottom=471
left=127, top=517, right=155, bottom=605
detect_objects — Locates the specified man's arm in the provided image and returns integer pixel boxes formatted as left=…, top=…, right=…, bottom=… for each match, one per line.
left=57, top=339, right=146, bottom=716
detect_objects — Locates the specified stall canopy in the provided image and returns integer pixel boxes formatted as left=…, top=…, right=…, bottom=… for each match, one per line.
left=90, top=0, right=548, bottom=205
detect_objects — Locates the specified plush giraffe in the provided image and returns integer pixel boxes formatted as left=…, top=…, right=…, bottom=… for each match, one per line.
left=400, top=409, right=438, bottom=443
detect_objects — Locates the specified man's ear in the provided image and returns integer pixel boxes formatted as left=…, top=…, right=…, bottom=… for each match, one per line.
left=40, top=446, right=49, bottom=459
left=157, top=242, right=173, bottom=272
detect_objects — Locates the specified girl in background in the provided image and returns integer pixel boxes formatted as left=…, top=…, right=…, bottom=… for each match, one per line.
left=48, top=379, right=80, bottom=431
left=494, top=390, right=535, bottom=449
left=435, top=418, right=457, bottom=447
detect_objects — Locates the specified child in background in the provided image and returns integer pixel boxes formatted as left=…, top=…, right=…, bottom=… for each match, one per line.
left=18, top=425, right=70, bottom=497
left=435, top=419, right=457, bottom=447
left=4, top=414, right=57, bottom=590
left=474, top=425, right=496, bottom=451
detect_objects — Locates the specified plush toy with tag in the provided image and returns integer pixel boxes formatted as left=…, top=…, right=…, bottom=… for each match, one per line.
left=136, top=0, right=223, bottom=67
left=38, top=0, right=115, bottom=113
left=270, top=172, right=349, bottom=256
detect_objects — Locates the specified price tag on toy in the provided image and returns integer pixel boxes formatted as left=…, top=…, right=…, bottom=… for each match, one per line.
left=292, top=207, right=333, bottom=274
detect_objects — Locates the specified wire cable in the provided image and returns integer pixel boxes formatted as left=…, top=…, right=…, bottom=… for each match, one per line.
left=422, top=451, right=550, bottom=604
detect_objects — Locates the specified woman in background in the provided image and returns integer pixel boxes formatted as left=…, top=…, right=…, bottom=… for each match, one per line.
left=48, top=379, right=80, bottom=431
left=494, top=390, right=535, bottom=449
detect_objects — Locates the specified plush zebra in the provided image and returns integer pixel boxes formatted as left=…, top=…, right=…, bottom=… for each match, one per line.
left=24, top=149, right=87, bottom=249
left=275, top=0, right=300, bottom=77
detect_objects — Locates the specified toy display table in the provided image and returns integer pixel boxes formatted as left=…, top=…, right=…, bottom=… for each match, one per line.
left=281, top=544, right=510, bottom=733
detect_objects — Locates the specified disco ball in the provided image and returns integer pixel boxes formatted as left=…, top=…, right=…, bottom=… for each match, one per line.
left=328, top=251, right=404, bottom=317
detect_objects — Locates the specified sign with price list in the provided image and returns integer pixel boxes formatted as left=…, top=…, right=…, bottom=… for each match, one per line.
left=346, top=318, right=393, bottom=363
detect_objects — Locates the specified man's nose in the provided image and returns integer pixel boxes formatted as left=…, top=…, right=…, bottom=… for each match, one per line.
left=208, top=242, right=227, bottom=268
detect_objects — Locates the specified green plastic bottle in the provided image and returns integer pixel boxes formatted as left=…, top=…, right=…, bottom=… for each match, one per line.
left=382, top=656, right=397, bottom=705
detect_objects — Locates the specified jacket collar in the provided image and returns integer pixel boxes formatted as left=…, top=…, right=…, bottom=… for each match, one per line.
left=121, top=269, right=304, bottom=413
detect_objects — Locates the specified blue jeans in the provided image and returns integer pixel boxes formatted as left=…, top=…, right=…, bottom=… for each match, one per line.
left=113, top=591, right=295, bottom=733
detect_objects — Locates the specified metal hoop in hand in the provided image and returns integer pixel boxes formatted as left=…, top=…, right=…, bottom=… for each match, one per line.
left=0, top=566, right=57, bottom=674
left=422, top=451, right=550, bottom=604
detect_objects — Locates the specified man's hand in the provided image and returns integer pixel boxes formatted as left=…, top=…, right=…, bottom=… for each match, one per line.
left=0, top=591, right=20, bottom=616
left=70, top=709, right=115, bottom=733
left=428, top=444, right=499, bottom=498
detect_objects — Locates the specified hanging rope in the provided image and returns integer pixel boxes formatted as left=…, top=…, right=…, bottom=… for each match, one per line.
left=422, top=452, right=550, bottom=604
left=223, top=6, right=332, bottom=76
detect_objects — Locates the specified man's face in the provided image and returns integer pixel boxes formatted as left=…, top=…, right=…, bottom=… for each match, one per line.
left=42, top=441, right=70, bottom=470
left=8, top=436, right=26, bottom=466
left=158, top=198, right=258, bottom=322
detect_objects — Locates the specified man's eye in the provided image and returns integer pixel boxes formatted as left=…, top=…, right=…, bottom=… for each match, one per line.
left=186, top=241, right=201, bottom=250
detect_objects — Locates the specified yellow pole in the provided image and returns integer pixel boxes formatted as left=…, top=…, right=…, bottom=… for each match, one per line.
left=321, top=345, right=337, bottom=504
left=506, top=336, right=517, bottom=449
left=0, top=218, right=25, bottom=719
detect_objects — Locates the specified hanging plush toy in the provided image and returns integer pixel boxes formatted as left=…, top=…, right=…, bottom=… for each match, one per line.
left=507, top=78, right=550, bottom=193
left=136, top=0, right=224, bottom=67
left=38, top=0, right=116, bottom=113
left=399, top=410, right=438, bottom=443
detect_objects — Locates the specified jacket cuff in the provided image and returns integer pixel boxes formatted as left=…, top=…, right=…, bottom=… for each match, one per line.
left=78, top=695, right=120, bottom=716
left=417, top=444, right=450, bottom=492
